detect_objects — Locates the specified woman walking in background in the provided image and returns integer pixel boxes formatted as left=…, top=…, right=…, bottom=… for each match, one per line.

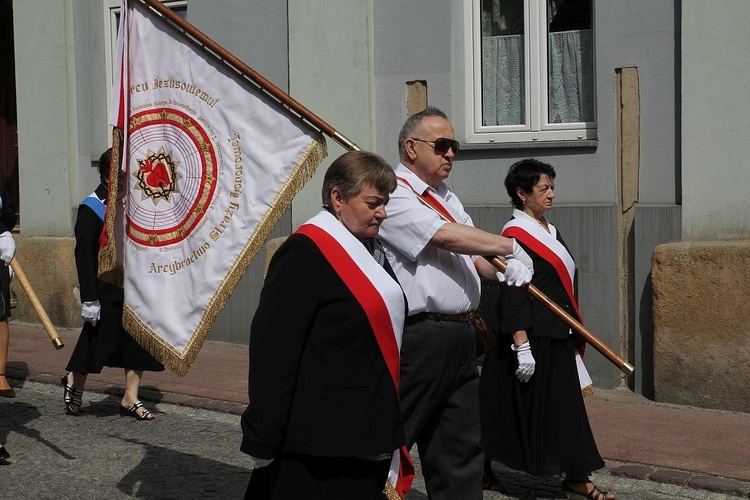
left=61, top=148, right=164, bottom=420
left=480, top=158, right=615, bottom=500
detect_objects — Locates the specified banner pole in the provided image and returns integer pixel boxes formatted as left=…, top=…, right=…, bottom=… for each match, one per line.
left=138, top=0, right=360, bottom=152
left=10, top=259, right=64, bottom=350
left=406, top=187, right=633, bottom=376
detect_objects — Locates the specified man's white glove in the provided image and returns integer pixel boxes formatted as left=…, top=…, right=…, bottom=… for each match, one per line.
left=250, top=457, right=274, bottom=469
left=0, top=232, right=15, bottom=265
left=497, top=239, right=533, bottom=287
left=511, top=341, right=536, bottom=383
left=81, top=300, right=101, bottom=326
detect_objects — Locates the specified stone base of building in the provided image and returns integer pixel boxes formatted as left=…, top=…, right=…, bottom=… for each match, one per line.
left=11, top=236, right=80, bottom=329
left=652, top=241, right=750, bottom=413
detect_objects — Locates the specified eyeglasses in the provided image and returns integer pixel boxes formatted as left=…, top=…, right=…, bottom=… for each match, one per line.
left=411, top=137, right=460, bottom=154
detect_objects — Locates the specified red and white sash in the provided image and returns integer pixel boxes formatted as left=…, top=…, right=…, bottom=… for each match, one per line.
left=397, top=176, right=458, bottom=223
left=296, top=210, right=414, bottom=497
left=502, top=211, right=593, bottom=393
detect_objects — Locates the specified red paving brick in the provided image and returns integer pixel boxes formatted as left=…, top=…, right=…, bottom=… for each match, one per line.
left=7, top=321, right=750, bottom=483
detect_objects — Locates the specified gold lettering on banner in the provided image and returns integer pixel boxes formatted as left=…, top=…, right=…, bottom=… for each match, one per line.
left=228, top=133, right=243, bottom=199
left=209, top=201, right=240, bottom=242
left=152, top=77, right=220, bottom=108
left=148, top=242, right=211, bottom=276
left=130, top=81, right=150, bottom=94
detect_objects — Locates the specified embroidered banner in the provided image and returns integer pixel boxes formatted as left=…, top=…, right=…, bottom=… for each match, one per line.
left=104, top=0, right=327, bottom=374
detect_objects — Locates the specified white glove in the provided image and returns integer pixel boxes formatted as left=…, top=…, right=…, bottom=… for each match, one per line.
left=498, top=239, right=533, bottom=287
left=0, top=232, right=15, bottom=265
left=250, top=456, right=274, bottom=469
left=511, top=341, right=536, bottom=383
left=81, top=300, right=101, bottom=326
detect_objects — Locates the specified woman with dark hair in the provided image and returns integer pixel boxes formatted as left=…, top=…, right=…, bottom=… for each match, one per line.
left=480, top=158, right=615, bottom=500
left=241, top=150, right=412, bottom=499
left=61, top=148, right=164, bottom=420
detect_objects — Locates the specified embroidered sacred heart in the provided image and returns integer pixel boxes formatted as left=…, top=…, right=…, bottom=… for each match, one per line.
left=142, top=159, right=170, bottom=188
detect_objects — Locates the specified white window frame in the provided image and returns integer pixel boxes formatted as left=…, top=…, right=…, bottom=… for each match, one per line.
left=103, top=0, right=187, bottom=131
left=463, top=0, right=596, bottom=144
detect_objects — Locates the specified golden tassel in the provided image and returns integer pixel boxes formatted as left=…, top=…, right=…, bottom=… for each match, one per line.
left=382, top=481, right=403, bottom=500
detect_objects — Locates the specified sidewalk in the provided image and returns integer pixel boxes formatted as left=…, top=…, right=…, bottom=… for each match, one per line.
left=6, top=321, right=750, bottom=497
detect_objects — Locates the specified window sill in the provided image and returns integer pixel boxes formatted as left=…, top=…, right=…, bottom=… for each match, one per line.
left=460, top=139, right=598, bottom=151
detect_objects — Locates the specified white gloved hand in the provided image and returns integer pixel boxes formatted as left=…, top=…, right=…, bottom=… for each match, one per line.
left=81, top=300, right=101, bottom=326
left=250, top=456, right=274, bottom=469
left=0, top=232, right=15, bottom=265
left=498, top=239, right=533, bottom=286
left=511, top=341, right=536, bottom=383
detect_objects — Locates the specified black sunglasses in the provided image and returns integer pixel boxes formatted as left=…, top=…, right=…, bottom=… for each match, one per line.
left=411, top=137, right=460, bottom=154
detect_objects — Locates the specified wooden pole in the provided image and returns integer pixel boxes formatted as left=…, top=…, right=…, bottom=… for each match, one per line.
left=485, top=256, right=634, bottom=376
left=10, top=259, right=64, bottom=350
left=403, top=186, right=633, bottom=375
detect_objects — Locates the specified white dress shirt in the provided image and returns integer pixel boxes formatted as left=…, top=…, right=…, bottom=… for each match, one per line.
left=378, top=164, right=481, bottom=315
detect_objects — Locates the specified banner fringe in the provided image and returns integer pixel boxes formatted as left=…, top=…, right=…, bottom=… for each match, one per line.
left=382, top=482, right=403, bottom=500
left=581, top=384, right=594, bottom=397
left=99, top=127, right=125, bottom=286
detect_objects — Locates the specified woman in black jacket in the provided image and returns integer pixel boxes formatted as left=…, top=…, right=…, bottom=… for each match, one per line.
left=480, top=158, right=614, bottom=500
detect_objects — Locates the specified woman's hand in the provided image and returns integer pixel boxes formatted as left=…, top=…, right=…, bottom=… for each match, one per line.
left=511, top=341, right=536, bottom=382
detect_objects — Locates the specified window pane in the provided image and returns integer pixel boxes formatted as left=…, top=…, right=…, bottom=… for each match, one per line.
left=481, top=0, right=525, bottom=126
left=547, top=0, right=594, bottom=123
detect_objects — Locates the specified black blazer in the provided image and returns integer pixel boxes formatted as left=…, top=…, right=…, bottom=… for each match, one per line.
left=240, top=234, right=405, bottom=460
left=74, top=184, right=122, bottom=305
left=498, top=230, right=580, bottom=340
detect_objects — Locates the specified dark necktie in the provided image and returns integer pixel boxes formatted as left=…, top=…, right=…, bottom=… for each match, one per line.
left=365, top=237, right=386, bottom=267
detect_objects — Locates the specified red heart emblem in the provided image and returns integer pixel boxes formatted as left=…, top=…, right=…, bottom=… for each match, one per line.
left=144, top=160, right=170, bottom=188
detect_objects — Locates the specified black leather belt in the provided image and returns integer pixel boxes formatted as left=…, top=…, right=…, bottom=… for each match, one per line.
left=406, top=311, right=475, bottom=325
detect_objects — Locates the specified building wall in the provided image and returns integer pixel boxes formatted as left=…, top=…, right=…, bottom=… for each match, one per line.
left=287, top=0, right=375, bottom=229
left=14, top=0, right=83, bottom=236
left=681, top=0, right=750, bottom=241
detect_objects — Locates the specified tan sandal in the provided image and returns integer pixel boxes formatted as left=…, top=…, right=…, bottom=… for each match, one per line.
left=562, top=480, right=616, bottom=500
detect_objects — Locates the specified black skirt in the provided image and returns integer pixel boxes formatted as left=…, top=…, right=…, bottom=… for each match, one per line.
left=66, top=301, right=164, bottom=374
left=479, top=334, right=604, bottom=478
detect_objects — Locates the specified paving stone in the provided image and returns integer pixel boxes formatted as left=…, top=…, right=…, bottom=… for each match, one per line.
left=688, top=475, right=750, bottom=497
left=649, top=468, right=695, bottom=486
left=609, top=464, right=656, bottom=480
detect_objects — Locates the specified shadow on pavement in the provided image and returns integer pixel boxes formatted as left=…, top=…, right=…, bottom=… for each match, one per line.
left=118, top=437, right=250, bottom=498
left=0, top=400, right=75, bottom=461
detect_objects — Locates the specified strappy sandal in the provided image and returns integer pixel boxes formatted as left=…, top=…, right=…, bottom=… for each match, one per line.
left=0, top=374, right=15, bottom=398
left=562, top=480, right=616, bottom=500
left=120, top=400, right=155, bottom=421
left=61, top=375, right=83, bottom=416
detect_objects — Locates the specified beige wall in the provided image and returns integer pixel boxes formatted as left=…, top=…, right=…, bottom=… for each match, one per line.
left=681, top=1, right=750, bottom=241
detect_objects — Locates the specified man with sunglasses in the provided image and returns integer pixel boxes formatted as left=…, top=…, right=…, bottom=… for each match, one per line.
left=377, top=107, right=533, bottom=499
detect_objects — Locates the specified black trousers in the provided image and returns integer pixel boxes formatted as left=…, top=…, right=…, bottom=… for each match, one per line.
left=399, top=318, right=484, bottom=500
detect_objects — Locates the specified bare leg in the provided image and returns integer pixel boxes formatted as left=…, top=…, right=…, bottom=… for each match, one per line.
left=0, top=319, right=11, bottom=390
left=122, top=369, right=154, bottom=419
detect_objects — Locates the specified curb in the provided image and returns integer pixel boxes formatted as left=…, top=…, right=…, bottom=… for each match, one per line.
left=603, top=461, right=750, bottom=498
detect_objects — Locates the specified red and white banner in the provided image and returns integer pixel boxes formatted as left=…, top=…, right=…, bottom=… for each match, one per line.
left=105, top=0, right=327, bottom=374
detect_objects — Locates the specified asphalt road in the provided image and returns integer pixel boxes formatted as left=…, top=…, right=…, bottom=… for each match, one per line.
left=0, top=381, right=737, bottom=499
